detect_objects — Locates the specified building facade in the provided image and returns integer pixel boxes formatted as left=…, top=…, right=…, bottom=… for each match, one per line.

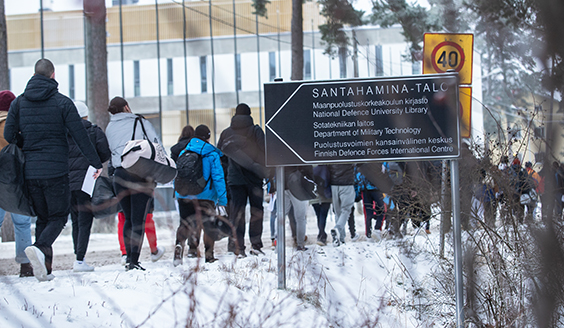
left=6, top=0, right=484, bottom=152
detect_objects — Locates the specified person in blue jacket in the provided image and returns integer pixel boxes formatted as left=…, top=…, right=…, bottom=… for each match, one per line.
left=173, top=125, right=228, bottom=265
left=355, top=168, right=386, bottom=241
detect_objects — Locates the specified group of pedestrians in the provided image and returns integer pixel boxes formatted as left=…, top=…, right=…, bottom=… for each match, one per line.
left=170, top=103, right=263, bottom=263
left=4, top=58, right=564, bottom=281
left=0, top=59, right=169, bottom=280
left=0, top=59, right=439, bottom=278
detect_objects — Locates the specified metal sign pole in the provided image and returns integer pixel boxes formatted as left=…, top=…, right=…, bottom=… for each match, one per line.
left=450, top=159, right=464, bottom=327
left=276, top=166, right=286, bottom=289
left=439, top=159, right=447, bottom=258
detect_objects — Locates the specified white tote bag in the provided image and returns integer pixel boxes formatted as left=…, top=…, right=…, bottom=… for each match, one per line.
left=121, top=116, right=177, bottom=184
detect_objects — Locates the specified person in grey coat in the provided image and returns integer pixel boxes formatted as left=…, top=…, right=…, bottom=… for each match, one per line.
left=105, top=96, right=165, bottom=271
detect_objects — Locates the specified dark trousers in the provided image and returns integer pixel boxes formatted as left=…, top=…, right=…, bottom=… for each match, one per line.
left=395, top=192, right=430, bottom=231
left=313, top=202, right=330, bottom=243
left=70, top=190, right=94, bottom=261
left=348, top=205, right=356, bottom=237
left=113, top=168, right=153, bottom=265
left=228, top=184, right=264, bottom=252
left=410, top=200, right=431, bottom=230
left=362, top=190, right=385, bottom=233
left=27, top=175, right=70, bottom=274
left=483, top=200, right=497, bottom=228
left=176, top=198, right=215, bottom=258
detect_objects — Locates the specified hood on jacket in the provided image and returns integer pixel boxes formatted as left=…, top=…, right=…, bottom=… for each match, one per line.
left=23, top=75, right=59, bottom=102
left=230, top=114, right=254, bottom=131
left=185, top=137, right=222, bottom=157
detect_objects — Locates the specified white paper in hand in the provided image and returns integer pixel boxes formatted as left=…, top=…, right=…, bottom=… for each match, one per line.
left=81, top=166, right=97, bottom=197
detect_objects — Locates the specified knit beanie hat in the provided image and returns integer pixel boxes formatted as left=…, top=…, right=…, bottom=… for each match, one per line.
left=512, top=157, right=521, bottom=167
left=0, top=90, right=16, bottom=112
left=74, top=101, right=89, bottom=118
left=194, top=124, right=211, bottom=140
left=235, top=103, right=251, bottom=116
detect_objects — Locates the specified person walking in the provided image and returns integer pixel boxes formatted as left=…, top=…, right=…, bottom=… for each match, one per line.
left=116, top=205, right=164, bottom=265
left=283, top=166, right=315, bottom=251
left=217, top=103, right=265, bottom=257
left=402, top=161, right=436, bottom=233
left=4, top=59, right=103, bottom=281
left=68, top=101, right=111, bottom=272
left=328, top=164, right=356, bottom=246
left=105, top=96, right=163, bottom=271
left=170, top=124, right=195, bottom=161
left=172, top=124, right=227, bottom=265
left=0, top=90, right=34, bottom=277
left=311, top=165, right=332, bottom=246
left=355, top=169, right=386, bottom=241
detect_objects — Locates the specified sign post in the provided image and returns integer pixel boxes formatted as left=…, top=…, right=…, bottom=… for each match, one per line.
left=423, top=33, right=473, bottom=328
left=264, top=74, right=461, bottom=292
left=450, top=159, right=464, bottom=328
left=276, top=166, right=286, bottom=289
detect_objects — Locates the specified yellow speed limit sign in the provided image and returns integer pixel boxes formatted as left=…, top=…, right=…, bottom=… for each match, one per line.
left=459, top=87, right=472, bottom=138
left=423, top=33, right=474, bottom=85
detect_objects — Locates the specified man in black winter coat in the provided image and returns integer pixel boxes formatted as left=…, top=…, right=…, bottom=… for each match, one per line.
left=4, top=59, right=102, bottom=281
left=217, top=103, right=265, bottom=257
left=68, top=101, right=111, bottom=272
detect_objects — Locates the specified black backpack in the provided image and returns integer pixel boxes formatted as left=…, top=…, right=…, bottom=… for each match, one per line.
left=174, top=149, right=208, bottom=196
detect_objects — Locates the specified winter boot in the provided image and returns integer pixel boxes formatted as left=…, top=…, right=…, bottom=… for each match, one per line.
left=173, top=245, right=184, bottom=267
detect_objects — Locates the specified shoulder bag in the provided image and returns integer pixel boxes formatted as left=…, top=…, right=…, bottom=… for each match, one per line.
left=121, top=116, right=177, bottom=184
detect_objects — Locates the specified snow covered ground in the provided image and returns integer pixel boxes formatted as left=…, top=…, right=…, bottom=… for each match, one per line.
left=0, top=205, right=449, bottom=328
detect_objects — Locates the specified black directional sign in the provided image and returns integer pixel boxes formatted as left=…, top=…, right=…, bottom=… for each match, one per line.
left=264, top=74, right=460, bottom=166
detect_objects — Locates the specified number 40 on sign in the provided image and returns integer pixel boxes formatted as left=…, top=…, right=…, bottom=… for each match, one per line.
left=423, top=33, right=474, bottom=86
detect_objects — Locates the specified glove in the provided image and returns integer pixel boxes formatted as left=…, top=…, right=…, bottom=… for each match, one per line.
left=216, top=205, right=227, bottom=217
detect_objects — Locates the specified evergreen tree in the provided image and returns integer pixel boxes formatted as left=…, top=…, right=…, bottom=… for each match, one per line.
left=369, top=0, right=442, bottom=62
left=317, top=0, right=363, bottom=58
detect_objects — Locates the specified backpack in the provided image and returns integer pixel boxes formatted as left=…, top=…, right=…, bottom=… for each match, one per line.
left=386, top=162, right=404, bottom=186
left=174, top=149, right=208, bottom=196
left=220, top=130, right=271, bottom=179
left=287, top=168, right=317, bottom=201
left=356, top=163, right=394, bottom=194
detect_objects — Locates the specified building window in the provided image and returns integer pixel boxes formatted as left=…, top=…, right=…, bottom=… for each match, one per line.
left=269, top=52, right=276, bottom=81
left=200, top=56, right=207, bottom=93
left=375, top=45, right=383, bottom=76
left=339, top=47, right=347, bottom=78
left=412, top=61, right=421, bottom=75
left=235, top=54, right=241, bottom=91
left=112, top=0, right=139, bottom=5
left=69, top=64, right=75, bottom=99
left=133, top=60, right=140, bottom=97
left=534, top=126, right=545, bottom=139
left=167, top=58, right=173, bottom=95
left=304, top=49, right=311, bottom=80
